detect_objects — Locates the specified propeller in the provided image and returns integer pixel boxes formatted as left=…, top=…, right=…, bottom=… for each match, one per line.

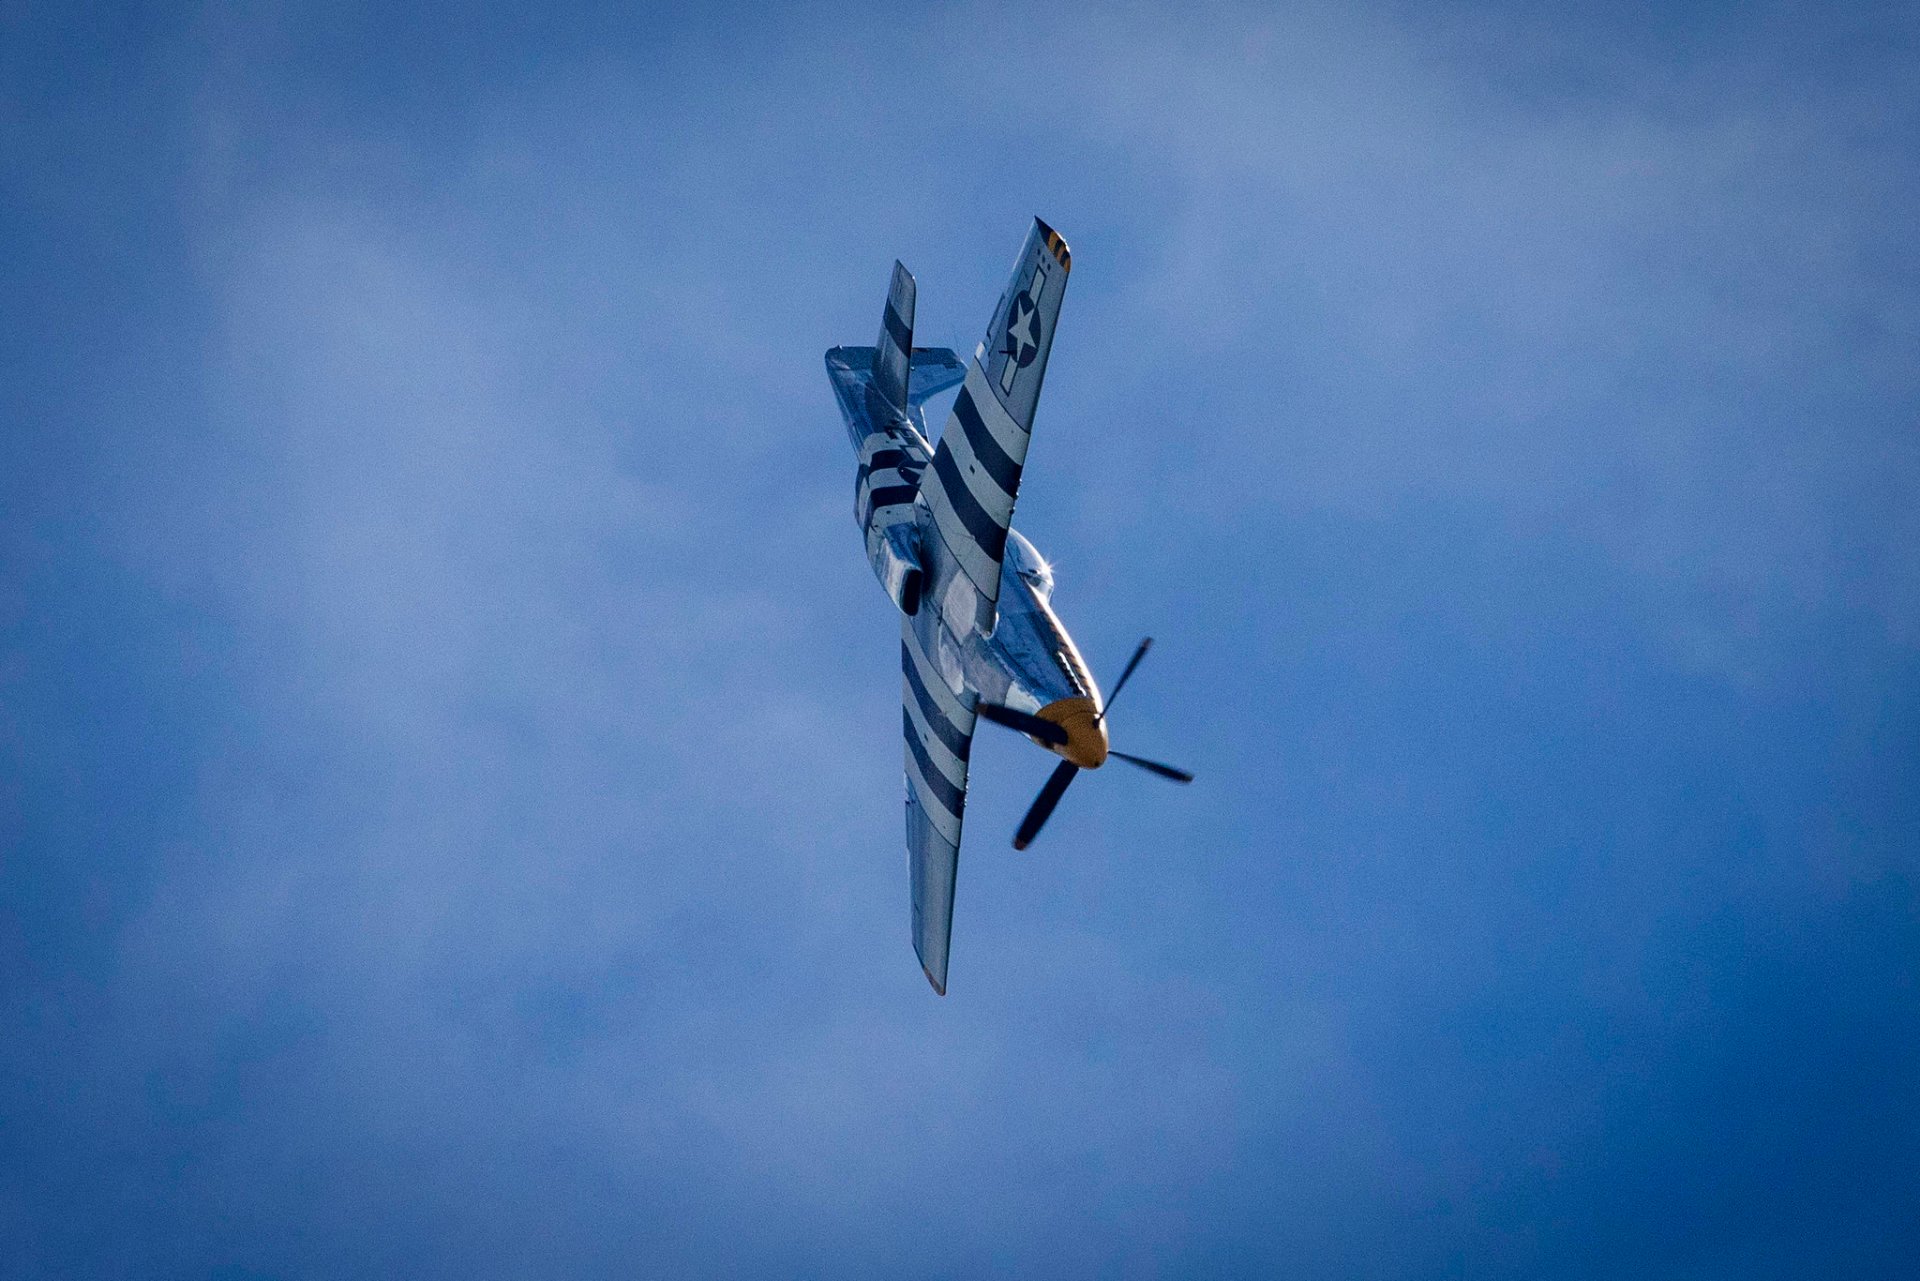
left=1007, top=635, right=1192, bottom=849
left=1096, top=637, right=1153, bottom=722
left=1108, top=751, right=1194, bottom=783
left=974, top=701, right=1068, bottom=746
left=1012, top=760, right=1079, bottom=850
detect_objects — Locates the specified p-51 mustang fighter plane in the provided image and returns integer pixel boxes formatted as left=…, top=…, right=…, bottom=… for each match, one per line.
left=825, top=219, right=1192, bottom=994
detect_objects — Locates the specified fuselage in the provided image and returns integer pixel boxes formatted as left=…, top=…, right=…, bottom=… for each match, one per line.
left=829, top=226, right=1101, bottom=995
left=827, top=346, right=1108, bottom=769
left=965, top=529, right=1108, bottom=769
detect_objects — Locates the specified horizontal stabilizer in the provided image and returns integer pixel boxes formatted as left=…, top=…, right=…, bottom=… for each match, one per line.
left=822, top=347, right=966, bottom=406
left=907, top=348, right=965, bottom=406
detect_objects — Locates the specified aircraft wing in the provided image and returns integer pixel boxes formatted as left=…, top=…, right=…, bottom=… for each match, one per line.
left=895, top=218, right=1070, bottom=994
left=916, top=218, right=1070, bottom=639
left=901, top=614, right=976, bottom=995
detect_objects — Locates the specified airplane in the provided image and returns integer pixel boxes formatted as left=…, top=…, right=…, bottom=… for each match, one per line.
left=825, top=218, right=1193, bottom=995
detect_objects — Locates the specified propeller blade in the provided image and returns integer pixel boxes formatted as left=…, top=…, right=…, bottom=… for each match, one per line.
left=1013, top=760, right=1080, bottom=849
left=1109, top=750, right=1194, bottom=783
left=975, top=702, right=1068, bottom=746
left=1096, top=637, right=1153, bottom=724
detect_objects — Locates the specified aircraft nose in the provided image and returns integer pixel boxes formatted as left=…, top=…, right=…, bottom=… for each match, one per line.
left=1035, top=696, right=1109, bottom=768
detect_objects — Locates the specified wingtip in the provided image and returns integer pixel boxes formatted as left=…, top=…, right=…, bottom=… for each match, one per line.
left=923, top=964, right=947, bottom=996
left=1034, top=216, right=1071, bottom=273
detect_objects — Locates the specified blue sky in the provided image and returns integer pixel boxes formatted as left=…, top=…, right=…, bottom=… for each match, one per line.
left=3, top=2, right=1916, bottom=1276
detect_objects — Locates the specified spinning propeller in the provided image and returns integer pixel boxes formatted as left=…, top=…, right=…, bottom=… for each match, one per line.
left=975, top=637, right=1193, bottom=850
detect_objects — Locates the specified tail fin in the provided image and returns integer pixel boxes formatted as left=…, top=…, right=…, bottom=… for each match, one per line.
left=872, top=261, right=915, bottom=412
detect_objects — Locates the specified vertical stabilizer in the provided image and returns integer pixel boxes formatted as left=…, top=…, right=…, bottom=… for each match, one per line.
left=873, top=261, right=916, bottom=411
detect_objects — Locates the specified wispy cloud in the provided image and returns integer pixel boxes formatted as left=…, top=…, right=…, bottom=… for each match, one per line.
left=3, top=3, right=1914, bottom=1276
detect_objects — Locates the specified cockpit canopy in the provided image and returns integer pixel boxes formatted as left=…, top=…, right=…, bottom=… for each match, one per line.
left=1002, top=528, right=1055, bottom=598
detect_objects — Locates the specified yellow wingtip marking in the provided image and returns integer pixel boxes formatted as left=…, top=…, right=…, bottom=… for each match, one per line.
left=1037, top=219, right=1072, bottom=273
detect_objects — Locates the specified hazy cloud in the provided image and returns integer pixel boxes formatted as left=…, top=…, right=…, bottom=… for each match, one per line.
left=3, top=3, right=1914, bottom=1277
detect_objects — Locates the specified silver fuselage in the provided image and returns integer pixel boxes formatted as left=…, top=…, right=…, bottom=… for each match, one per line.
left=829, top=220, right=1087, bottom=995
left=962, top=528, right=1099, bottom=717
left=828, top=353, right=1101, bottom=739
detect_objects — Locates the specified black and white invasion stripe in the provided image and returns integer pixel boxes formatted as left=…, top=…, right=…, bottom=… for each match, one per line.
left=900, top=621, right=973, bottom=845
left=871, top=261, right=916, bottom=412
left=901, top=611, right=976, bottom=994
left=856, top=428, right=928, bottom=536
left=918, top=361, right=1034, bottom=617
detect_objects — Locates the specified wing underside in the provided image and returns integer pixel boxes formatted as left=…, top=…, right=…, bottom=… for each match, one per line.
left=902, top=614, right=975, bottom=995
left=894, top=218, right=1070, bottom=994
left=916, top=217, right=1070, bottom=640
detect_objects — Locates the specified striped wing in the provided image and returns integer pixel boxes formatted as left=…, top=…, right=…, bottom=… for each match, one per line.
left=902, top=614, right=977, bottom=995
left=917, top=218, right=1070, bottom=638
left=897, top=219, right=1070, bottom=994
